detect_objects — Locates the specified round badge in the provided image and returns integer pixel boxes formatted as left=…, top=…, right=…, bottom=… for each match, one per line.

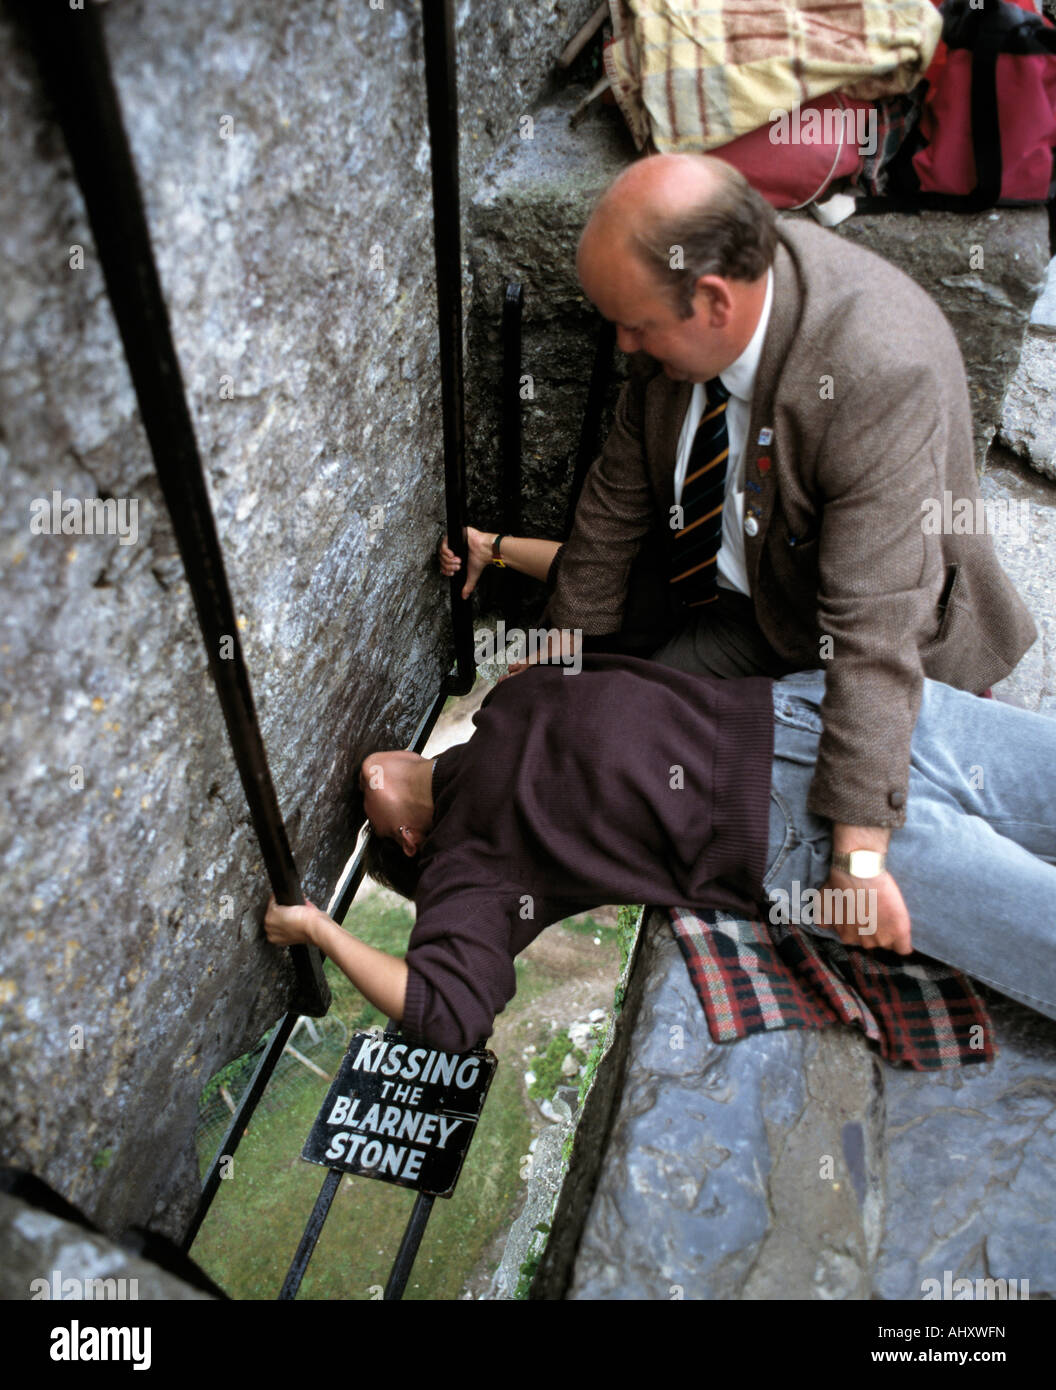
left=744, top=514, right=759, bottom=537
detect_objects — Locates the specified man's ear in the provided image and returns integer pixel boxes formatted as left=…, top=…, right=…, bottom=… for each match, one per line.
left=399, top=826, right=422, bottom=858
left=693, top=275, right=734, bottom=327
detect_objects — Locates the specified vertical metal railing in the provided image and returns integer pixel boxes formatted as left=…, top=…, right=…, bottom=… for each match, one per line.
left=500, top=282, right=525, bottom=626
left=424, top=0, right=476, bottom=697
left=563, top=317, right=617, bottom=537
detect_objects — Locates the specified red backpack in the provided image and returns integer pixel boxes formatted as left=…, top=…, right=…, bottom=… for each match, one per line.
left=712, top=92, right=876, bottom=210
left=862, top=0, right=1056, bottom=210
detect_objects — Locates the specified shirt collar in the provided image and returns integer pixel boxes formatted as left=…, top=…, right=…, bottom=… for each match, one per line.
left=718, top=266, right=774, bottom=403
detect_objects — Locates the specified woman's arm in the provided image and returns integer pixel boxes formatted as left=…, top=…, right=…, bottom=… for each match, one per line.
left=264, top=897, right=408, bottom=1023
left=439, top=526, right=561, bottom=598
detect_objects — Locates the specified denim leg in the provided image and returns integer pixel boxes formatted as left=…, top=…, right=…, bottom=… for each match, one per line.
left=883, top=679, right=1056, bottom=1017
left=762, top=673, right=836, bottom=923
left=762, top=673, right=1056, bottom=1022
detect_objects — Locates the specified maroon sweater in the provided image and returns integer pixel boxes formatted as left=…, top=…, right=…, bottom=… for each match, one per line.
left=400, top=654, right=774, bottom=1052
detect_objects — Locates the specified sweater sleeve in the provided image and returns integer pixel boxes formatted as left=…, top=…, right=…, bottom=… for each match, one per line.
left=400, top=880, right=519, bottom=1055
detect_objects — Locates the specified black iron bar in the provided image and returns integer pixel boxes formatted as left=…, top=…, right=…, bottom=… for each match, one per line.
left=181, top=1011, right=298, bottom=1253
left=563, top=317, right=617, bottom=537
left=422, top=0, right=476, bottom=696
left=500, top=282, right=524, bottom=626
left=278, top=1167, right=343, bottom=1300
left=384, top=1192, right=437, bottom=1300
left=12, top=2, right=329, bottom=1019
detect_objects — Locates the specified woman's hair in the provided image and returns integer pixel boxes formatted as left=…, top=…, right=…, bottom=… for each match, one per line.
left=363, top=831, right=424, bottom=901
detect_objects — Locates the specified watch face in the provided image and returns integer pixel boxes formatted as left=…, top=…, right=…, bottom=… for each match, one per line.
left=847, top=850, right=884, bottom=878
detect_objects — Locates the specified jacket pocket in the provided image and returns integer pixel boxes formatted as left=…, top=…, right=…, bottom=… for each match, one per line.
left=920, top=562, right=960, bottom=658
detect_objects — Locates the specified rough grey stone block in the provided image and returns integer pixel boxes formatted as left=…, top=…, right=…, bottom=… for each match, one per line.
left=0, top=0, right=600, bottom=1243
left=467, top=88, right=637, bottom=540
left=1029, top=254, right=1056, bottom=329
left=874, top=993, right=1056, bottom=1301
left=569, top=918, right=1056, bottom=1300
left=0, top=1191, right=213, bottom=1300
left=982, top=453, right=1056, bottom=712
left=998, top=326, right=1056, bottom=483
left=568, top=917, right=884, bottom=1300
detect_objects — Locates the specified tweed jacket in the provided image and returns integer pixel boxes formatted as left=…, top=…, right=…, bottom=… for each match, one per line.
left=545, top=219, right=1036, bottom=829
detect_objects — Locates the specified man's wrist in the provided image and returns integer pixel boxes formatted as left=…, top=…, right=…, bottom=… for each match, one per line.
left=832, top=823, right=891, bottom=854
left=831, top=824, right=891, bottom=878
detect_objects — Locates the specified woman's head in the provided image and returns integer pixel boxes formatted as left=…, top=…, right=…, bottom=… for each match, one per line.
left=358, top=749, right=434, bottom=899
left=363, top=829, right=424, bottom=899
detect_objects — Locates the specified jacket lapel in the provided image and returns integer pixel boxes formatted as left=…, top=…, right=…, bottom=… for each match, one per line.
left=644, top=371, right=693, bottom=515
left=741, top=231, right=800, bottom=594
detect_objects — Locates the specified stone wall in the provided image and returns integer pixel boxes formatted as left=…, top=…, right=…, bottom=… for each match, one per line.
left=0, top=0, right=597, bottom=1243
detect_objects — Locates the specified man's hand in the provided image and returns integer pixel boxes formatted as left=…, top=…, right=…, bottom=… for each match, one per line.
left=821, top=867, right=912, bottom=954
left=438, top=528, right=492, bottom=600
left=819, top=823, right=912, bottom=954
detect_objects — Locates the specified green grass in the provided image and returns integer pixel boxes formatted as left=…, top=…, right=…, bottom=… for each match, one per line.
left=616, top=904, right=641, bottom=975
left=559, top=912, right=619, bottom=943
left=526, top=1028, right=588, bottom=1101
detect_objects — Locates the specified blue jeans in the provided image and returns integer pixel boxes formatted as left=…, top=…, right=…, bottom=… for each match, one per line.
left=763, top=670, right=1056, bottom=1021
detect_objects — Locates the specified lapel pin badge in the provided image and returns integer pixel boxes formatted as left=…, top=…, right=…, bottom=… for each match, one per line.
left=757, top=427, right=774, bottom=446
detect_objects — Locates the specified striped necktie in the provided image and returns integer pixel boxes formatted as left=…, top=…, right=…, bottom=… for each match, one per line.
left=670, top=375, right=731, bottom=609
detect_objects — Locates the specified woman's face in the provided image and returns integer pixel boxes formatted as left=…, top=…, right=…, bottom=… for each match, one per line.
left=359, top=750, right=421, bottom=850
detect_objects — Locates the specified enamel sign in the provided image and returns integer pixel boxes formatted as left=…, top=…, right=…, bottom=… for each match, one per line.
left=301, top=1031, right=497, bottom=1198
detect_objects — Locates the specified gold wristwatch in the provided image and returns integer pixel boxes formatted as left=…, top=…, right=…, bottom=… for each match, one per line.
left=831, top=850, right=886, bottom=878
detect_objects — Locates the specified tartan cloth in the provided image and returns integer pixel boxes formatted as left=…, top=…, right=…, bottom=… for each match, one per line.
left=851, top=85, right=928, bottom=195
left=604, top=0, right=942, bottom=153
left=668, top=905, right=995, bottom=1069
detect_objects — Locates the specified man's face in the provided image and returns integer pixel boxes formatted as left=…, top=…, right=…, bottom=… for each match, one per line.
left=579, top=236, right=734, bottom=384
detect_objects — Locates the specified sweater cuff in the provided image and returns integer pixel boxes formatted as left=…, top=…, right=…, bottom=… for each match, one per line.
left=399, top=963, right=430, bottom=1042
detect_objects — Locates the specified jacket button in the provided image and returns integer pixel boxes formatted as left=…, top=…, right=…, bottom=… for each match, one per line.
left=888, top=789, right=906, bottom=810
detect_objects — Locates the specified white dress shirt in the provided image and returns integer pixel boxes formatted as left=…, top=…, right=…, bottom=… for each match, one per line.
left=672, top=268, right=774, bottom=596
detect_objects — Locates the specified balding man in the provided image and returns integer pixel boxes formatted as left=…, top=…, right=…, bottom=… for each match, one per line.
left=544, top=154, right=1035, bottom=950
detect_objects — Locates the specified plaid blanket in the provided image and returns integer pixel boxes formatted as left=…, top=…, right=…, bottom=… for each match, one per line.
left=852, top=86, right=928, bottom=196
left=604, top=0, right=942, bottom=153
left=668, top=906, right=995, bottom=1069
